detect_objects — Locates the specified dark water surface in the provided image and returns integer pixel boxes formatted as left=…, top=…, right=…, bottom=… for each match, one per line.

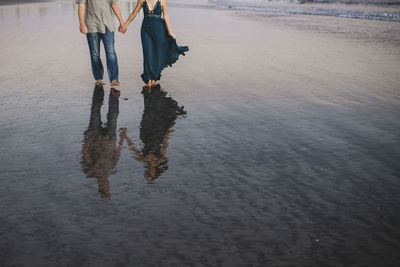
left=1, top=1, right=400, bottom=266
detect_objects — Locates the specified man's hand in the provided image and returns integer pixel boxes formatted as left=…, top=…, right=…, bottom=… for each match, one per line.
left=77, top=3, right=87, bottom=34
left=80, top=24, right=88, bottom=35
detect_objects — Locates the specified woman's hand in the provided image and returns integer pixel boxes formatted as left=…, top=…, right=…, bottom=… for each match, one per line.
left=169, top=32, right=176, bottom=39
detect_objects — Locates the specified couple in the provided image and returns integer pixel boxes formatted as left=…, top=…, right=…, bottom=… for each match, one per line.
left=76, top=0, right=188, bottom=89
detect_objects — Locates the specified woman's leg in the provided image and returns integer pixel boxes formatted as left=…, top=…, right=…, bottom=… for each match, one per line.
left=141, top=28, right=154, bottom=86
left=152, top=21, right=170, bottom=82
left=87, top=32, right=104, bottom=82
left=102, top=28, right=119, bottom=84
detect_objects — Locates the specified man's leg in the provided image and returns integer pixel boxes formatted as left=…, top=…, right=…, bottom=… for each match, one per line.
left=87, top=32, right=104, bottom=82
left=102, top=28, right=119, bottom=84
left=106, top=88, right=120, bottom=136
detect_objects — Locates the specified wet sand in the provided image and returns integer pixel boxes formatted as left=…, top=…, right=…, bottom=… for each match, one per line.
left=0, top=0, right=50, bottom=5
left=1, top=0, right=400, bottom=266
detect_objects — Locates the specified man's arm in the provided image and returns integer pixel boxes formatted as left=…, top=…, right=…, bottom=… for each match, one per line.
left=111, top=2, right=125, bottom=31
left=78, top=3, right=88, bottom=34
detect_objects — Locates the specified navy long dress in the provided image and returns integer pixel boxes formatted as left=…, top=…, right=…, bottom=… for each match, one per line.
left=141, top=0, right=189, bottom=83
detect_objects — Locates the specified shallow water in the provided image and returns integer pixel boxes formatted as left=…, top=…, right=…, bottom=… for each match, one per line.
left=209, top=0, right=400, bottom=21
left=1, top=1, right=400, bottom=266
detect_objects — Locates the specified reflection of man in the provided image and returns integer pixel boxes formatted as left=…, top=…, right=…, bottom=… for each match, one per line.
left=124, top=85, right=186, bottom=182
left=81, top=85, right=122, bottom=198
left=76, top=0, right=124, bottom=86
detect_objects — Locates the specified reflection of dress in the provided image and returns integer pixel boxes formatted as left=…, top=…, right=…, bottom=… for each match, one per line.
left=80, top=85, right=121, bottom=198
left=140, top=0, right=189, bottom=83
left=139, top=85, right=186, bottom=180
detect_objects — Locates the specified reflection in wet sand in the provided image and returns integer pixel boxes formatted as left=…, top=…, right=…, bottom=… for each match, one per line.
left=80, top=85, right=122, bottom=198
left=124, top=85, right=186, bottom=183
left=80, top=84, right=185, bottom=193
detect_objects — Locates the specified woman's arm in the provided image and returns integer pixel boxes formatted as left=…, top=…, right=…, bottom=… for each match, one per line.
left=161, top=0, right=175, bottom=39
left=122, top=0, right=144, bottom=32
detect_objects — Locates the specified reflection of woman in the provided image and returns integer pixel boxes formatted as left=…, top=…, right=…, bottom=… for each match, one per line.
left=123, top=85, right=186, bottom=182
left=81, top=85, right=123, bottom=198
left=120, top=0, right=189, bottom=89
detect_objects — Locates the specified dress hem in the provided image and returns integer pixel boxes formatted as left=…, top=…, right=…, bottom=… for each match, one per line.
left=141, top=36, right=189, bottom=84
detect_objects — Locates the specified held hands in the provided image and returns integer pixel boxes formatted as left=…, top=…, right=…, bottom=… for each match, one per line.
left=118, top=23, right=127, bottom=34
left=119, top=127, right=127, bottom=138
left=80, top=24, right=88, bottom=35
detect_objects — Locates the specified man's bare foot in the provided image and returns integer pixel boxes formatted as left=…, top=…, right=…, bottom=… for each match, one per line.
left=110, top=80, right=120, bottom=86
left=95, top=80, right=104, bottom=86
left=111, top=88, right=120, bottom=98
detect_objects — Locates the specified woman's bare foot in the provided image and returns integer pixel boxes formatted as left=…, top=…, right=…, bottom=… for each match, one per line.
left=110, top=80, right=120, bottom=86
left=151, top=80, right=157, bottom=87
left=95, top=80, right=103, bottom=86
left=146, top=81, right=152, bottom=93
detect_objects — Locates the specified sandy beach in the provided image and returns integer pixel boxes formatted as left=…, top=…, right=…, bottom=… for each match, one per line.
left=1, top=0, right=400, bottom=266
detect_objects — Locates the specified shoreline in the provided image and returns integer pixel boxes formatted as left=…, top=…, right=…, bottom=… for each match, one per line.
left=235, top=9, right=400, bottom=46
left=164, top=0, right=400, bottom=22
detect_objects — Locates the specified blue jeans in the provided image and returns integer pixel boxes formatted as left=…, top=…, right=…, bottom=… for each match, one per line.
left=87, top=28, right=119, bottom=82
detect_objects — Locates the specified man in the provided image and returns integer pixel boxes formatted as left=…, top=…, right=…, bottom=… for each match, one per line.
left=76, top=0, right=125, bottom=86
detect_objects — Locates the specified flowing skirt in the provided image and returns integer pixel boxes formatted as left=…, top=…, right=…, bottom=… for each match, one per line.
left=141, top=17, right=189, bottom=83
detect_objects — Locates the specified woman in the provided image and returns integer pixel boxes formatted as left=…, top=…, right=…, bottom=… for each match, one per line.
left=121, top=0, right=189, bottom=89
